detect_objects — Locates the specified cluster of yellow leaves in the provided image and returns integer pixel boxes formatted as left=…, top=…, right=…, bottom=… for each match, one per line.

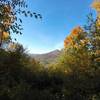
left=0, top=4, right=13, bottom=42
left=64, top=26, right=83, bottom=48
left=92, top=0, right=100, bottom=28
left=96, top=18, right=100, bottom=29
left=2, top=32, right=9, bottom=40
left=0, top=28, right=9, bottom=41
left=91, top=0, right=100, bottom=12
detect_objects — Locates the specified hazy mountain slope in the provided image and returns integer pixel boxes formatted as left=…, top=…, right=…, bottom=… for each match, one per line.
left=30, top=50, right=61, bottom=65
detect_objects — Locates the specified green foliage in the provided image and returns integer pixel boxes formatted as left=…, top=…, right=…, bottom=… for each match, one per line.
left=0, top=44, right=43, bottom=100
left=0, top=2, right=100, bottom=99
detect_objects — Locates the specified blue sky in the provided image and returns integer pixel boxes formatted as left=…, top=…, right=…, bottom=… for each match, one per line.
left=14, top=0, right=94, bottom=54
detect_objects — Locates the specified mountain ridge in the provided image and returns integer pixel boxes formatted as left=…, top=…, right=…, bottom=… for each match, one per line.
left=30, top=49, right=61, bottom=65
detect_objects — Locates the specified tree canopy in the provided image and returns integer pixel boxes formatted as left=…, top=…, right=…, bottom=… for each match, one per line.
left=0, top=0, right=42, bottom=47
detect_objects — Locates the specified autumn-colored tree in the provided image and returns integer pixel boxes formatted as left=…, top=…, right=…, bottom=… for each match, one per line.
left=55, top=1, right=100, bottom=99
left=0, top=0, right=42, bottom=47
left=64, top=26, right=85, bottom=48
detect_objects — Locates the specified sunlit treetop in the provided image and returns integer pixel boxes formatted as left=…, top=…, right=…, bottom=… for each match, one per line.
left=71, top=26, right=83, bottom=37
left=92, top=0, right=100, bottom=10
left=64, top=26, right=83, bottom=48
left=91, top=0, right=100, bottom=14
left=91, top=0, right=100, bottom=29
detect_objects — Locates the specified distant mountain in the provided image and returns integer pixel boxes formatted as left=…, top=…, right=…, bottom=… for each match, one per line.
left=30, top=50, right=61, bottom=65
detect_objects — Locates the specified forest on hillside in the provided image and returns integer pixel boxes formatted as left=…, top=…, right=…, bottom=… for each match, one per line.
left=0, top=0, right=100, bottom=100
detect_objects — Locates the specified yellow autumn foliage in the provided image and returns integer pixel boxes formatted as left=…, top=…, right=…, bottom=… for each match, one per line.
left=96, top=18, right=100, bottom=29
left=92, top=0, right=100, bottom=12
left=2, top=32, right=9, bottom=39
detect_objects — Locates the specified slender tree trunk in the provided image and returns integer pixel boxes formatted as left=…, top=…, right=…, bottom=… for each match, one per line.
left=0, top=31, right=3, bottom=47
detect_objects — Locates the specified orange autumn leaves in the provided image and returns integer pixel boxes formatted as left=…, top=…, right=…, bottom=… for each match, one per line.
left=64, top=26, right=83, bottom=48
left=71, top=26, right=83, bottom=36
